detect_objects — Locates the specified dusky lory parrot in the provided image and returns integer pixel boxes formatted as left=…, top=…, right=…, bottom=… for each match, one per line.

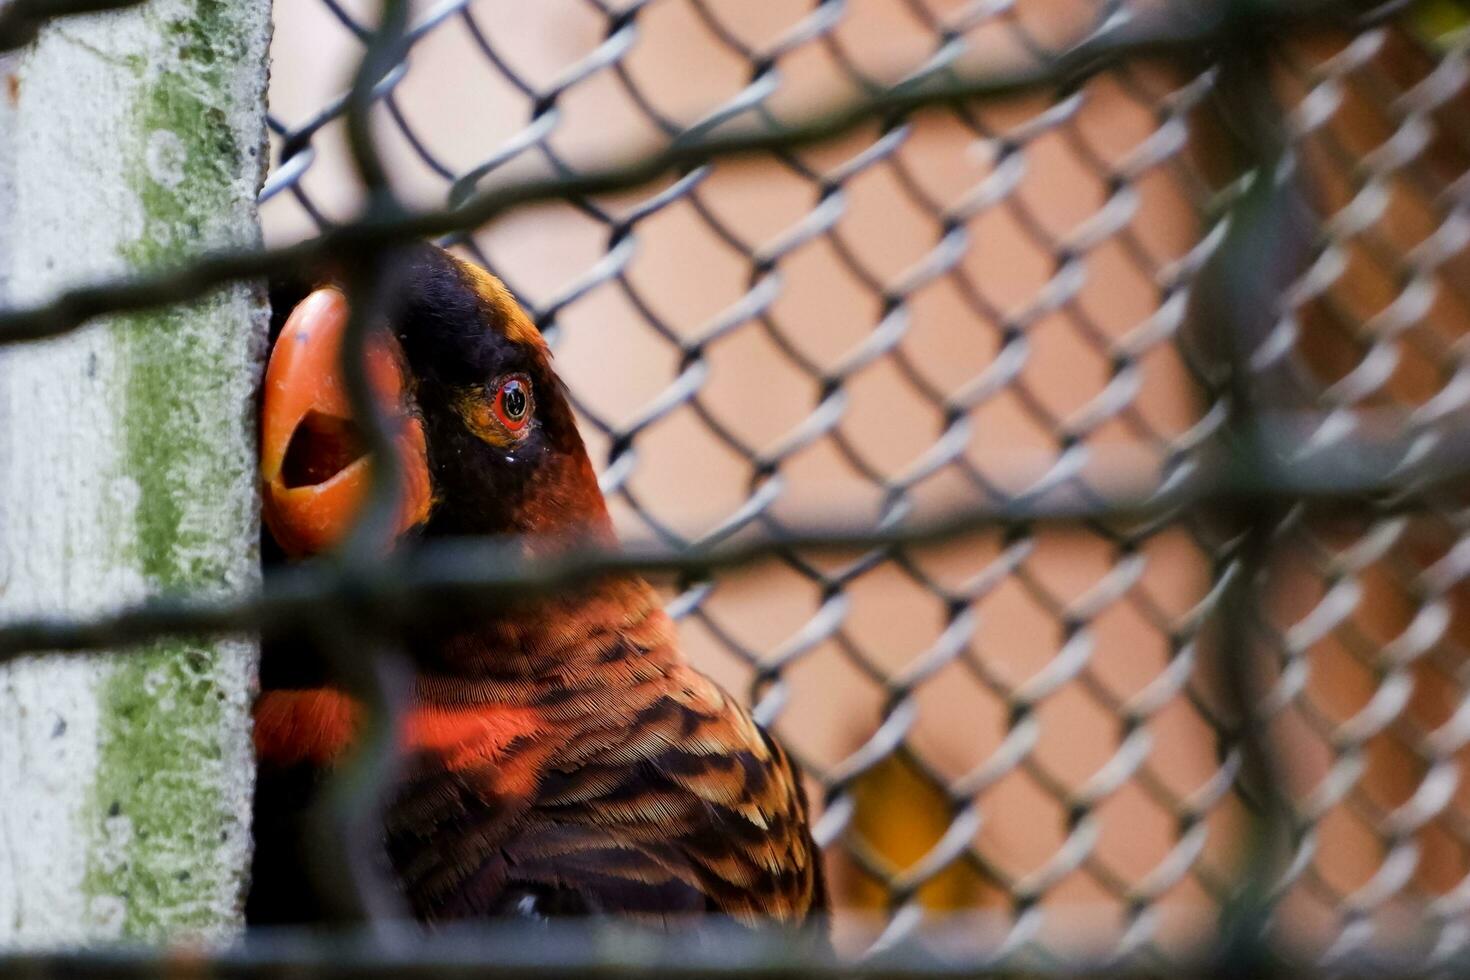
left=245, top=244, right=827, bottom=931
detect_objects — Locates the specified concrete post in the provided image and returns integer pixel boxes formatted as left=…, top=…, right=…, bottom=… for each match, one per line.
left=0, top=0, right=271, bottom=944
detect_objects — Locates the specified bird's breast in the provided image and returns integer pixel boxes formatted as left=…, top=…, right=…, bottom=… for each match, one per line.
left=401, top=703, right=547, bottom=772
left=254, top=688, right=547, bottom=779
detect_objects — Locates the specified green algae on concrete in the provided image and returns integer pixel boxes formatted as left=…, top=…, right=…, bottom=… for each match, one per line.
left=77, top=0, right=270, bottom=943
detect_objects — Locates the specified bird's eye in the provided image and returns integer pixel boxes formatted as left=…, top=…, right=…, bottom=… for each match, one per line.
left=494, top=375, right=532, bottom=432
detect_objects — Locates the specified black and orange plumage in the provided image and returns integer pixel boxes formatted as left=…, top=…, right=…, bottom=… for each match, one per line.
left=246, top=244, right=826, bottom=929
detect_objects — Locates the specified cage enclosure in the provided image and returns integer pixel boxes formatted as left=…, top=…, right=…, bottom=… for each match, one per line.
left=3, top=0, right=1470, bottom=974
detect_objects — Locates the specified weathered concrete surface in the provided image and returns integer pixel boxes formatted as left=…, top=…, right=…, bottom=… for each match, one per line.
left=0, top=0, right=270, bottom=945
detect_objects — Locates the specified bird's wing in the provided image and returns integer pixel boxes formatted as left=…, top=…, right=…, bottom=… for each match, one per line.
left=390, top=665, right=825, bottom=926
left=515, top=669, right=824, bottom=924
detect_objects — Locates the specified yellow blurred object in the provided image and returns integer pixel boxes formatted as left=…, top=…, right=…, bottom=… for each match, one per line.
left=1412, top=0, right=1470, bottom=48
left=845, top=755, right=995, bottom=911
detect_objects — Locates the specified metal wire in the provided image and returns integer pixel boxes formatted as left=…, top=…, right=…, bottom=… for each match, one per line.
left=3, top=0, right=1470, bottom=971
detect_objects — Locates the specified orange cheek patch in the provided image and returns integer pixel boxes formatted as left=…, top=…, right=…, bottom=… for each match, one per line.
left=451, top=391, right=517, bottom=450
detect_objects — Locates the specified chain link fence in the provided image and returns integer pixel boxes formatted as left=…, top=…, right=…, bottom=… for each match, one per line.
left=5, top=0, right=1470, bottom=972
left=257, top=0, right=1470, bottom=964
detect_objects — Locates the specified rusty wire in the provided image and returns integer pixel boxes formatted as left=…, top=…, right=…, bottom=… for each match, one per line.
left=2, top=0, right=1469, bottom=971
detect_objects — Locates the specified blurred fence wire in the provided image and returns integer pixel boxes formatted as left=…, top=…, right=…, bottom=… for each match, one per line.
left=6, top=0, right=1470, bottom=972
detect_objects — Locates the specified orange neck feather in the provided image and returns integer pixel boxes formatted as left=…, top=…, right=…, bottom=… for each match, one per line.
left=254, top=577, right=678, bottom=769
left=253, top=688, right=361, bottom=767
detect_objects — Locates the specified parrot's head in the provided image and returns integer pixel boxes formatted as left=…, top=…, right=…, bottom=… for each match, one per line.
left=259, top=244, right=611, bottom=559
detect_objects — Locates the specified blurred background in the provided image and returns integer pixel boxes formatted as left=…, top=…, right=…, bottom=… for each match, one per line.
left=263, top=0, right=1470, bottom=960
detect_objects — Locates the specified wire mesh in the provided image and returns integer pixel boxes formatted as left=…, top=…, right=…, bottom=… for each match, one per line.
left=5, top=0, right=1470, bottom=972
left=249, top=0, right=1470, bottom=964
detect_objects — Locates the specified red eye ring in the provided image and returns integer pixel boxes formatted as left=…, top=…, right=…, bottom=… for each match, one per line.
left=493, top=375, right=532, bottom=432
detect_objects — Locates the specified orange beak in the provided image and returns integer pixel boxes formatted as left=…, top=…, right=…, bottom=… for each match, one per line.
left=260, top=288, right=432, bottom=558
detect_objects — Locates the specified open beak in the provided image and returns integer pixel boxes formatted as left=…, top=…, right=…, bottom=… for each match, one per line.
left=260, top=288, right=432, bottom=558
